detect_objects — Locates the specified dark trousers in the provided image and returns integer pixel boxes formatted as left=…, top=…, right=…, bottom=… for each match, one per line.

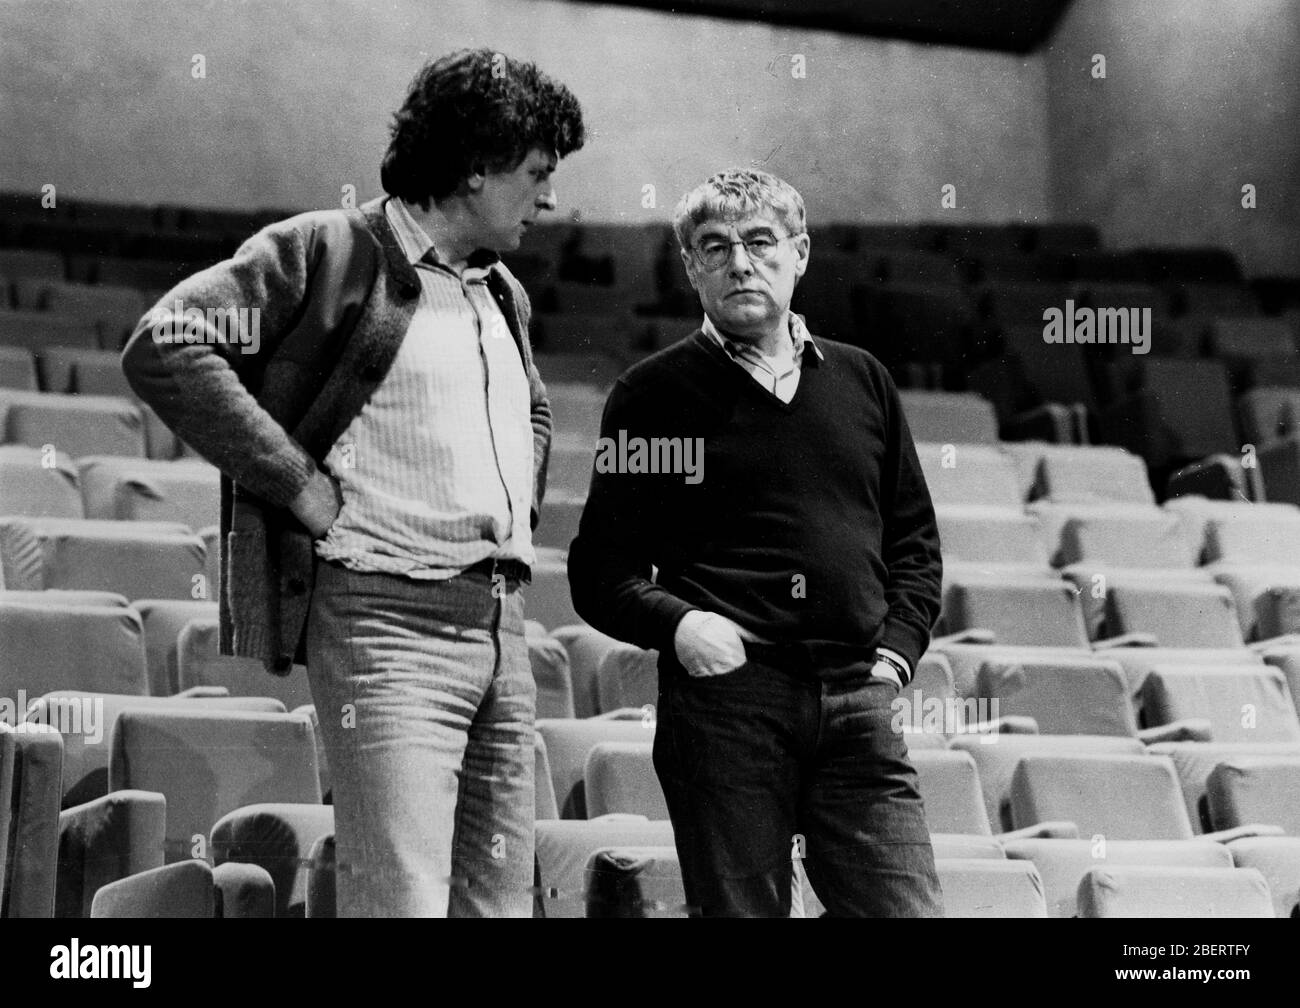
left=652, top=646, right=944, bottom=918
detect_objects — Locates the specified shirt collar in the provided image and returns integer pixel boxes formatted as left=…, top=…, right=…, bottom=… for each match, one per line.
left=384, top=197, right=500, bottom=274
left=702, top=311, right=824, bottom=362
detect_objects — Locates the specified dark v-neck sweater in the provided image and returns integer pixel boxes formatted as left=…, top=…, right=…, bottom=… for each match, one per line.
left=566, top=329, right=942, bottom=679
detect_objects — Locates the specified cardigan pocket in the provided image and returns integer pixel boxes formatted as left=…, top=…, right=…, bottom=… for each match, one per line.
left=226, top=520, right=278, bottom=659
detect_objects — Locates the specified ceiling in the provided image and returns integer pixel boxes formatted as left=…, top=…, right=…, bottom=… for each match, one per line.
left=568, top=0, right=1075, bottom=52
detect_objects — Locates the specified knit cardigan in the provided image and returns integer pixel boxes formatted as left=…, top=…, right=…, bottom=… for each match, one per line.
left=121, top=197, right=552, bottom=674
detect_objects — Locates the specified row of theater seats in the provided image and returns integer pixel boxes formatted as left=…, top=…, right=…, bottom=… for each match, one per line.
left=5, top=675, right=1297, bottom=917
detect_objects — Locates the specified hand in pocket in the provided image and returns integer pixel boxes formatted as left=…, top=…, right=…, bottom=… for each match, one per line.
left=673, top=611, right=749, bottom=678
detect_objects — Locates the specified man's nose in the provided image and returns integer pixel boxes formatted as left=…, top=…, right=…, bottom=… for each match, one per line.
left=727, top=242, right=755, bottom=276
left=536, top=184, right=557, bottom=211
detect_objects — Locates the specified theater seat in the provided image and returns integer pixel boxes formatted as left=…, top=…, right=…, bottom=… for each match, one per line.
left=914, top=442, right=1022, bottom=509
left=0, top=517, right=204, bottom=600
left=527, top=626, right=574, bottom=719
left=975, top=655, right=1205, bottom=741
left=1002, top=838, right=1232, bottom=918
left=175, top=617, right=314, bottom=710
left=77, top=456, right=219, bottom=531
left=948, top=734, right=1146, bottom=835
left=1206, top=755, right=1300, bottom=835
left=1141, top=665, right=1300, bottom=744
left=108, top=708, right=321, bottom=864
left=527, top=548, right=580, bottom=631
left=1102, top=583, right=1245, bottom=649
left=1225, top=836, right=1300, bottom=917
left=534, top=817, right=676, bottom=918
left=1147, top=741, right=1300, bottom=833
left=536, top=718, right=654, bottom=818
left=584, top=741, right=668, bottom=820
left=595, top=643, right=658, bottom=713
left=585, top=845, right=689, bottom=917
left=1076, top=865, right=1272, bottom=918
left=89, top=859, right=275, bottom=918
left=551, top=624, right=624, bottom=719
left=56, top=789, right=166, bottom=918
left=1010, top=753, right=1280, bottom=843
left=0, top=445, right=82, bottom=518
left=0, top=391, right=146, bottom=458
left=936, top=858, right=1047, bottom=918
left=0, top=724, right=62, bottom=917
left=27, top=689, right=286, bottom=808
left=128, top=598, right=218, bottom=696
left=210, top=802, right=336, bottom=918
left=0, top=598, right=149, bottom=698
left=910, top=749, right=1075, bottom=841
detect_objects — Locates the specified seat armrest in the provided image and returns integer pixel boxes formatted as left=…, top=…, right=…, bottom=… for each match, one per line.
left=931, top=628, right=997, bottom=647
left=1094, top=632, right=1160, bottom=649
left=996, top=821, right=1079, bottom=842
left=1137, top=718, right=1213, bottom=744
left=175, top=685, right=230, bottom=698
left=1202, top=823, right=1286, bottom=843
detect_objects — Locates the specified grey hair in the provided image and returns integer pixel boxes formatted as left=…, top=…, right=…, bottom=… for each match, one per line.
left=672, top=168, right=807, bottom=251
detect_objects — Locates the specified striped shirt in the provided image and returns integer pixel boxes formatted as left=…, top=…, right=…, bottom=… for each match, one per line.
left=314, top=197, right=534, bottom=578
left=700, top=309, right=910, bottom=682
left=701, top=310, right=824, bottom=404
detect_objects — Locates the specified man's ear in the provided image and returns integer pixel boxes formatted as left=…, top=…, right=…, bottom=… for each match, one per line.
left=792, top=232, right=811, bottom=281
left=464, top=165, right=487, bottom=193
left=679, top=247, right=700, bottom=292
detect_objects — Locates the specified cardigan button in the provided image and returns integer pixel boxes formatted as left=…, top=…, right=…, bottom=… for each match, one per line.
left=361, top=363, right=384, bottom=381
left=286, top=576, right=307, bottom=595
left=272, top=654, right=293, bottom=674
left=400, top=282, right=419, bottom=299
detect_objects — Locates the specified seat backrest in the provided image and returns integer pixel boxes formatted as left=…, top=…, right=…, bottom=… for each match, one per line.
left=944, top=578, right=1089, bottom=648
left=914, top=443, right=1021, bottom=508
left=534, top=818, right=676, bottom=918
left=583, top=741, right=668, bottom=820
left=1105, top=583, right=1244, bottom=649
left=1223, top=836, right=1300, bottom=918
left=1206, top=756, right=1300, bottom=834
left=528, top=628, right=575, bottom=720
left=550, top=624, right=624, bottom=720
left=176, top=618, right=314, bottom=710
left=908, top=749, right=993, bottom=835
left=1076, top=865, right=1273, bottom=918
left=1038, top=503, right=1197, bottom=569
left=109, top=709, right=321, bottom=863
left=1142, top=665, right=1299, bottom=744
left=976, top=656, right=1135, bottom=736
left=1238, top=386, right=1300, bottom=444
left=935, top=506, right=1050, bottom=567
left=586, top=845, right=688, bottom=918
left=935, top=858, right=1047, bottom=918
left=536, top=718, right=654, bottom=818
left=0, top=600, right=148, bottom=698
left=595, top=644, right=658, bottom=714
left=90, top=859, right=216, bottom=919
left=29, top=690, right=286, bottom=808
left=0, top=725, right=63, bottom=918
left=1148, top=741, right=1300, bottom=833
left=1199, top=506, right=1300, bottom=564
left=1002, top=838, right=1231, bottom=918
left=128, top=598, right=219, bottom=697
left=1034, top=446, right=1155, bottom=506
left=0, top=446, right=82, bottom=519
left=900, top=393, right=999, bottom=445
left=1010, top=753, right=1192, bottom=840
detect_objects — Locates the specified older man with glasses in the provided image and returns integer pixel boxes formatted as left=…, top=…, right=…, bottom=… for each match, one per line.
left=568, top=168, right=945, bottom=917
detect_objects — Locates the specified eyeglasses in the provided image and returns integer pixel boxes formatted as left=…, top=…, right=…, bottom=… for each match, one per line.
left=691, top=233, right=798, bottom=271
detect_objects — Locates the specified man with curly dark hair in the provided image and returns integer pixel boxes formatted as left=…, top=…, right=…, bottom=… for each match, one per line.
left=123, top=48, right=584, bottom=917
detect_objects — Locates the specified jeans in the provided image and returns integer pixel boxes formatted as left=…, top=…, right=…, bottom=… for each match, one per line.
left=305, top=558, right=535, bottom=917
left=653, top=644, right=943, bottom=918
